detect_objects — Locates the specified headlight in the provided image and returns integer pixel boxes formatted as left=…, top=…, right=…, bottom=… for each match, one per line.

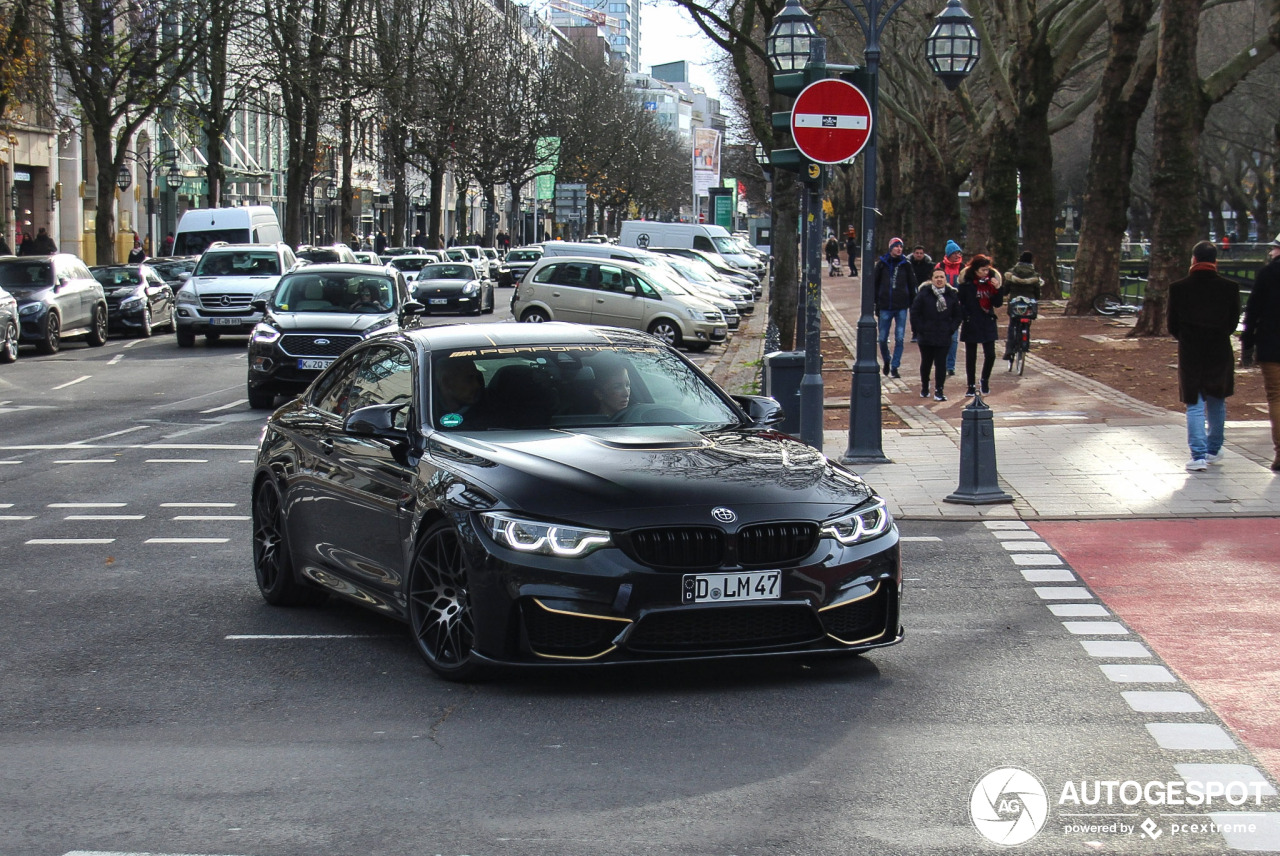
left=463, top=281, right=479, bottom=295
left=176, top=288, right=197, bottom=303
left=19, top=303, right=42, bottom=316
left=361, top=317, right=394, bottom=336
left=250, top=323, right=281, bottom=344
left=480, top=512, right=612, bottom=558
left=820, top=498, right=892, bottom=546
left=120, top=295, right=144, bottom=310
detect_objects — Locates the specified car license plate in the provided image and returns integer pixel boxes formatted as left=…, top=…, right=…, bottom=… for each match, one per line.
left=682, top=570, right=780, bottom=604
left=297, top=358, right=334, bottom=371
left=211, top=316, right=242, bottom=327
left=429, top=298, right=448, bottom=305
left=713, top=327, right=727, bottom=337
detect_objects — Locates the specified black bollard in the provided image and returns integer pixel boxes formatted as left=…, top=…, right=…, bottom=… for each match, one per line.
left=945, top=392, right=1013, bottom=505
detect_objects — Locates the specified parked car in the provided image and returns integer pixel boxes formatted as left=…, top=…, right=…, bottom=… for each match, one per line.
left=250, top=322, right=901, bottom=680
left=148, top=255, right=199, bottom=288
left=379, top=246, right=430, bottom=264
left=661, top=256, right=754, bottom=314
left=174, top=243, right=298, bottom=347
left=0, top=285, right=18, bottom=363
left=295, top=244, right=359, bottom=265
left=512, top=256, right=726, bottom=351
left=246, top=264, right=422, bottom=410
left=412, top=262, right=495, bottom=316
left=171, top=206, right=282, bottom=257
left=650, top=247, right=762, bottom=297
left=0, top=254, right=108, bottom=354
left=480, top=247, right=501, bottom=280
left=89, top=263, right=175, bottom=337
left=497, top=246, right=542, bottom=287
left=385, top=254, right=441, bottom=285
left=353, top=251, right=383, bottom=265
left=619, top=221, right=765, bottom=276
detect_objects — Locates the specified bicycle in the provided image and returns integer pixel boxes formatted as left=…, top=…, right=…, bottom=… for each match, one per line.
left=1092, top=291, right=1142, bottom=316
left=1005, top=296, right=1038, bottom=376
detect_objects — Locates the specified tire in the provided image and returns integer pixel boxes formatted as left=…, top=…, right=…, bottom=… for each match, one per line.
left=86, top=305, right=108, bottom=347
left=0, top=320, right=17, bottom=363
left=1092, top=292, right=1121, bottom=315
left=520, top=307, right=549, bottom=323
left=205, top=332, right=221, bottom=344
left=407, top=520, right=487, bottom=681
left=482, top=289, right=494, bottom=315
left=252, top=478, right=326, bottom=607
left=1013, top=349, right=1026, bottom=376
left=136, top=304, right=154, bottom=338
left=36, top=312, right=60, bottom=355
left=247, top=385, right=276, bottom=410
left=647, top=318, right=682, bottom=349
left=176, top=327, right=195, bottom=348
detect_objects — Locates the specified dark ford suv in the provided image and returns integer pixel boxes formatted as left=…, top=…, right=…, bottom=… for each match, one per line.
left=246, top=264, right=423, bottom=409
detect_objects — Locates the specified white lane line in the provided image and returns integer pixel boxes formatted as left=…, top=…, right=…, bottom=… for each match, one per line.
left=148, top=386, right=244, bottom=410
left=53, top=459, right=116, bottom=464
left=1033, top=586, right=1092, bottom=599
left=122, top=338, right=145, bottom=348
left=200, top=399, right=248, bottom=414
left=26, top=538, right=116, bottom=545
left=143, top=444, right=257, bottom=450
left=1100, top=664, right=1176, bottom=683
left=64, top=514, right=146, bottom=521
left=1012, top=554, right=1064, bottom=566
left=1208, top=814, right=1280, bottom=853
left=1021, top=568, right=1076, bottom=582
left=239, top=459, right=254, bottom=464
left=145, top=458, right=210, bottom=463
left=1047, top=603, right=1110, bottom=617
left=0, top=443, right=257, bottom=450
left=52, top=375, right=92, bottom=390
left=107, top=354, right=124, bottom=365
left=0, top=515, right=36, bottom=520
left=1125, top=692, right=1206, bottom=713
left=0, top=503, right=10, bottom=508
left=75, top=425, right=150, bottom=444
left=900, top=536, right=942, bottom=542
left=1177, top=764, right=1276, bottom=795
left=226, top=634, right=392, bottom=640
left=161, top=502, right=237, bottom=507
left=1062, top=621, right=1129, bottom=635
left=984, top=521, right=1029, bottom=530
left=49, top=502, right=127, bottom=508
left=63, top=852, right=257, bottom=856
left=171, top=514, right=248, bottom=522
left=1146, top=723, right=1237, bottom=751
left=1001, top=540, right=1053, bottom=551
left=145, top=537, right=230, bottom=544
left=0, top=460, right=21, bottom=464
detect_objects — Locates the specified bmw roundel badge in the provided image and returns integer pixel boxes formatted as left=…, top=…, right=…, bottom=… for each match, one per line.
left=711, top=507, right=737, bottom=524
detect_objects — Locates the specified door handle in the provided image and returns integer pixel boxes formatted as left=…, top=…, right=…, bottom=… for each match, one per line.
left=319, top=437, right=334, bottom=454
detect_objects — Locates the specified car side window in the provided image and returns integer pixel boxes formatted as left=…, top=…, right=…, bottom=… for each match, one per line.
left=598, top=264, right=627, bottom=294
left=627, top=271, right=658, bottom=299
left=550, top=263, right=595, bottom=289
left=693, top=236, right=715, bottom=252
left=311, top=351, right=369, bottom=419
left=346, top=346, right=414, bottom=427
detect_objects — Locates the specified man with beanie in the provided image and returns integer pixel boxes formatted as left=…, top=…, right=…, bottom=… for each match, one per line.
left=1002, top=251, right=1043, bottom=361
left=1241, top=233, right=1280, bottom=471
left=1168, top=240, right=1240, bottom=472
left=936, top=240, right=964, bottom=375
left=873, top=237, right=913, bottom=377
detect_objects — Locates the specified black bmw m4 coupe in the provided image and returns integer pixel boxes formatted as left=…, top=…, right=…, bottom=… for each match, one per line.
left=252, top=322, right=902, bottom=680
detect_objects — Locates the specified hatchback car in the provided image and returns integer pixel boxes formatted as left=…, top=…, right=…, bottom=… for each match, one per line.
left=251, top=323, right=901, bottom=681
left=512, top=256, right=726, bottom=351
left=0, top=285, right=18, bottom=363
left=90, top=263, right=175, bottom=337
left=497, top=247, right=542, bottom=287
left=0, top=254, right=108, bottom=354
left=412, top=262, right=495, bottom=315
left=246, top=264, right=423, bottom=409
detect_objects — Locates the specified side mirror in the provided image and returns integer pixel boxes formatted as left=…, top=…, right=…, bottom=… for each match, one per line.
left=56, top=276, right=70, bottom=291
left=623, top=285, right=637, bottom=295
left=401, top=300, right=425, bottom=316
left=344, top=403, right=410, bottom=440
left=732, top=394, right=785, bottom=427
left=250, top=298, right=268, bottom=313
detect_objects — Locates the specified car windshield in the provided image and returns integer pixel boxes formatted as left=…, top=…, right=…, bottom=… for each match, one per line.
left=91, top=267, right=143, bottom=286
left=421, top=264, right=473, bottom=280
left=298, top=249, right=342, bottom=263
left=150, top=260, right=195, bottom=279
left=0, top=260, right=54, bottom=288
left=507, top=250, right=540, bottom=262
left=272, top=272, right=396, bottom=313
left=665, top=258, right=713, bottom=283
left=711, top=236, right=742, bottom=254
left=194, top=251, right=281, bottom=277
left=389, top=257, right=431, bottom=272
left=430, top=344, right=740, bottom=432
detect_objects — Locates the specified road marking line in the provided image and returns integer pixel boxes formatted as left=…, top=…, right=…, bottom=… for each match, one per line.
left=63, top=851, right=257, bottom=856
left=900, top=536, right=941, bottom=542
left=64, top=514, right=146, bottom=520
left=145, top=537, right=230, bottom=544
left=225, top=634, right=391, bottom=640
left=52, top=375, right=92, bottom=390
left=1012, top=553, right=1064, bottom=565
left=1020, top=568, right=1076, bottom=582
left=1099, top=664, right=1175, bottom=683
left=1062, top=620, right=1129, bottom=635
left=1081, top=640, right=1151, bottom=658
left=0, top=443, right=257, bottom=450
left=0, top=515, right=36, bottom=520
left=0, top=460, right=21, bottom=464
left=1047, top=603, right=1109, bottom=617
left=148, top=386, right=245, bottom=409
left=1177, top=764, right=1276, bottom=795
left=107, top=354, right=123, bottom=365
left=122, top=338, right=144, bottom=348
left=1001, top=540, right=1053, bottom=551
left=200, top=399, right=248, bottom=414
left=1126, top=692, right=1206, bottom=713
left=49, top=502, right=128, bottom=507
left=1146, top=722, right=1237, bottom=751
left=1032, top=586, right=1092, bottom=599
left=172, top=515, right=250, bottom=521
left=239, top=459, right=254, bottom=463
left=75, top=426, right=150, bottom=444
left=53, top=459, right=117, bottom=464
left=143, top=444, right=257, bottom=450
left=145, top=458, right=210, bottom=463
left=26, top=538, right=116, bottom=545
left=983, top=520, right=1029, bottom=530
left=0, top=503, right=10, bottom=508
left=161, top=502, right=237, bottom=507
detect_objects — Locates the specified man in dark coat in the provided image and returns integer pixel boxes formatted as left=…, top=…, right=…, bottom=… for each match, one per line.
left=31, top=227, right=57, bottom=254
left=1241, top=233, right=1280, bottom=471
left=1168, top=240, right=1240, bottom=472
left=872, top=237, right=913, bottom=378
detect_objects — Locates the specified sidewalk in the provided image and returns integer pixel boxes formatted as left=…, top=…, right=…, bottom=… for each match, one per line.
left=709, top=275, right=1280, bottom=521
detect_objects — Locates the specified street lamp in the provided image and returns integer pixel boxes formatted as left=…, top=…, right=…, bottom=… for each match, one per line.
left=127, top=146, right=179, bottom=256
left=766, top=0, right=818, bottom=72
left=116, top=168, right=132, bottom=192
left=925, top=0, right=982, bottom=91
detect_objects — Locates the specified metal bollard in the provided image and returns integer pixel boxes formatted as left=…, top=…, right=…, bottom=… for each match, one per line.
left=945, top=392, right=1013, bottom=505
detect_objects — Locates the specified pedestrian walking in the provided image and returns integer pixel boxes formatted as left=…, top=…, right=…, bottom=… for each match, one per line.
left=1168, top=240, right=1240, bottom=472
left=162, top=232, right=175, bottom=255
left=906, top=245, right=934, bottom=344
left=375, top=231, right=388, bottom=254
left=844, top=227, right=858, bottom=276
left=910, top=268, right=962, bottom=401
left=17, top=231, right=36, bottom=255
left=127, top=236, right=146, bottom=263
left=872, top=237, right=913, bottom=378
left=958, top=253, right=1004, bottom=397
left=1002, top=252, right=1042, bottom=360
left=1242, top=234, right=1280, bottom=471
left=825, top=234, right=842, bottom=276
left=936, top=240, right=965, bottom=375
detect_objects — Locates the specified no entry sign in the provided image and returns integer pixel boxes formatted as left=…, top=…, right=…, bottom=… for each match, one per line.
left=790, top=78, right=873, bottom=165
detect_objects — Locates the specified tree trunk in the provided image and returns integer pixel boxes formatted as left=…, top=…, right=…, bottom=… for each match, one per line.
left=427, top=160, right=445, bottom=250
left=1138, top=0, right=1208, bottom=337
left=1017, top=110, right=1059, bottom=296
left=94, top=134, right=119, bottom=265
left=986, top=121, right=1022, bottom=270
left=771, top=168, right=800, bottom=351
left=1065, top=0, right=1156, bottom=315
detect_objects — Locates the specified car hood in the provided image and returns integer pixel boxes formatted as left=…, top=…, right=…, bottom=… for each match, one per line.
left=5, top=286, right=53, bottom=305
left=427, top=426, right=874, bottom=525
left=416, top=279, right=476, bottom=292
left=190, top=274, right=281, bottom=291
left=268, top=312, right=395, bottom=332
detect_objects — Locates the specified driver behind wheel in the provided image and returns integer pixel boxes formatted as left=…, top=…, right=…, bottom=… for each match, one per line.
left=590, top=357, right=631, bottom=417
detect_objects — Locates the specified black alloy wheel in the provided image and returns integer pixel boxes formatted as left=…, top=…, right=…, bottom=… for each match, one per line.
left=252, top=478, right=325, bottom=606
left=37, top=312, right=60, bottom=355
left=137, top=304, right=153, bottom=338
left=87, top=305, right=108, bottom=346
left=0, top=320, right=17, bottom=363
left=407, top=521, right=486, bottom=681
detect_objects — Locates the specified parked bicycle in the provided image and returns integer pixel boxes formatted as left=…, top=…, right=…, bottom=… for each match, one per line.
left=1006, top=296, right=1038, bottom=376
left=1092, top=291, right=1142, bottom=316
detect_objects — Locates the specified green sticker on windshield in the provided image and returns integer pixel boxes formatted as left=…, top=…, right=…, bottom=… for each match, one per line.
left=440, top=412, right=464, bottom=428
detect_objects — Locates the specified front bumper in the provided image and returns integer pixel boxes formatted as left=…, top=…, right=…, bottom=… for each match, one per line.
left=420, top=294, right=480, bottom=314
left=176, top=306, right=261, bottom=334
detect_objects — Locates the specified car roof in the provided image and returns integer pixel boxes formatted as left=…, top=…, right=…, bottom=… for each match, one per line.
left=283, top=263, right=392, bottom=275
left=403, top=322, right=657, bottom=353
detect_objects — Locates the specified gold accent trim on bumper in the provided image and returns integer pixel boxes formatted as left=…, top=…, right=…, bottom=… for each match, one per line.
left=527, top=598, right=632, bottom=662
left=818, top=582, right=889, bottom=646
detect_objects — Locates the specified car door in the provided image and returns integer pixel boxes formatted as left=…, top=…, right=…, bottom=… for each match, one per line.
left=51, top=258, right=88, bottom=329
left=588, top=263, right=645, bottom=331
left=145, top=268, right=172, bottom=321
left=535, top=262, right=597, bottom=323
left=308, top=344, right=417, bottom=603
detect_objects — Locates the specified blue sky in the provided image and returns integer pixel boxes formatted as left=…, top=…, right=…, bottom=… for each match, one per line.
left=640, top=0, right=722, bottom=100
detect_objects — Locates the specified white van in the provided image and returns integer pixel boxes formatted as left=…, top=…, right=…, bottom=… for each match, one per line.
left=171, top=206, right=283, bottom=257
left=618, top=222, right=765, bottom=276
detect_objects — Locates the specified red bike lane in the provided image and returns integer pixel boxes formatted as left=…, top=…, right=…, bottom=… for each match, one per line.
left=1034, top=518, right=1280, bottom=783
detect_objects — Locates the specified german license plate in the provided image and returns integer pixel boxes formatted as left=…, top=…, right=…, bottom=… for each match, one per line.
left=297, top=358, right=334, bottom=371
left=682, top=570, right=780, bottom=604
left=210, top=316, right=241, bottom=327
left=429, top=298, right=448, bottom=305
left=713, top=327, right=727, bottom=337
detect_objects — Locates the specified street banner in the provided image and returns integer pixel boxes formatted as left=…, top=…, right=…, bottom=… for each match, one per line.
left=692, top=128, right=721, bottom=197
left=534, top=137, right=560, bottom=200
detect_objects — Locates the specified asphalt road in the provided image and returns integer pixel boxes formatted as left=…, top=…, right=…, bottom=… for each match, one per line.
left=1, top=326, right=1276, bottom=856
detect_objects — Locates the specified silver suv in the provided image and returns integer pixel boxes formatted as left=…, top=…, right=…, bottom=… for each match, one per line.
left=174, top=242, right=297, bottom=347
